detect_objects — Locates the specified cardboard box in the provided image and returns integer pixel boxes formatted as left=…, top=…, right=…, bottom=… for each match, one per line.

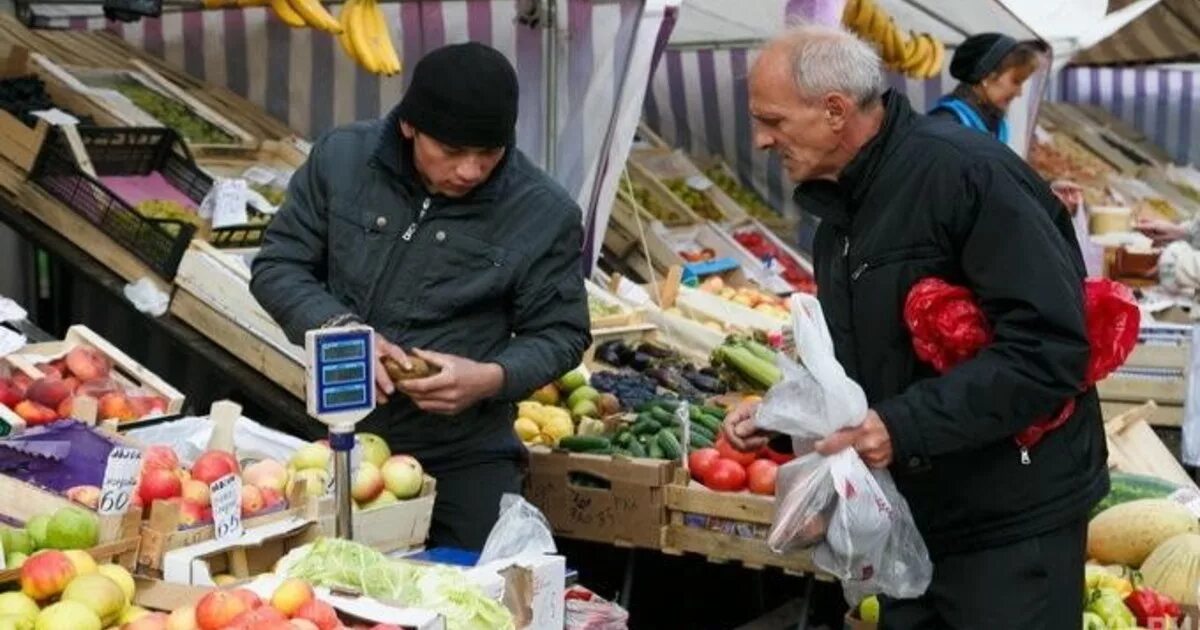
left=161, top=516, right=321, bottom=586
left=525, top=449, right=675, bottom=549
left=243, top=573, right=445, bottom=630
left=475, top=554, right=566, bottom=630
left=317, top=475, right=437, bottom=554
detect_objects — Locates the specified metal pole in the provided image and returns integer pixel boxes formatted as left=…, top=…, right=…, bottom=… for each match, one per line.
left=329, top=430, right=355, bottom=539
left=542, top=0, right=558, bottom=176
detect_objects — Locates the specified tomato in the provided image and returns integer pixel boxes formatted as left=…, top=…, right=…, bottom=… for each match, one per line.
left=747, top=459, right=778, bottom=495
left=704, top=459, right=748, bottom=492
left=762, top=446, right=796, bottom=465
left=688, top=448, right=722, bottom=482
left=716, top=433, right=759, bottom=467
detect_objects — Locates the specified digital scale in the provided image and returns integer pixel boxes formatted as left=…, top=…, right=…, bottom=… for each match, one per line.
left=305, top=325, right=377, bottom=539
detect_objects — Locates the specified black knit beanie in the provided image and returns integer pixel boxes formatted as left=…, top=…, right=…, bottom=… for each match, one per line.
left=950, top=33, right=1019, bottom=84
left=398, top=42, right=519, bottom=149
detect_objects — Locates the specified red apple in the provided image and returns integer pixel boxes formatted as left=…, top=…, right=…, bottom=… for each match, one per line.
left=98, top=392, right=137, bottom=421
left=14, top=399, right=58, bottom=426
left=191, top=450, right=240, bottom=485
left=26, top=376, right=71, bottom=408
left=66, top=484, right=101, bottom=509
left=380, top=455, right=424, bottom=500
left=143, top=444, right=181, bottom=472
left=140, top=467, right=183, bottom=505
left=351, top=462, right=384, bottom=504
left=229, top=588, right=262, bottom=611
left=195, top=590, right=251, bottom=630
left=179, top=499, right=210, bottom=526
left=34, top=362, right=62, bottom=379
left=20, top=549, right=77, bottom=600
left=0, top=377, right=24, bottom=407
left=260, top=486, right=284, bottom=508
left=226, top=607, right=287, bottom=630
left=292, top=600, right=340, bottom=630
left=64, top=346, right=112, bottom=381
left=241, top=485, right=265, bottom=517
left=181, top=479, right=211, bottom=506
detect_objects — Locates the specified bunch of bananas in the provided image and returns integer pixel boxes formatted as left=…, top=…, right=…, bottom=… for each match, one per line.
left=336, top=0, right=402, bottom=76
left=268, top=0, right=341, bottom=33
left=842, top=0, right=945, bottom=80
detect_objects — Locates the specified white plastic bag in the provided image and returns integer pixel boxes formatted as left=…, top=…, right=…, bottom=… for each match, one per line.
left=564, top=587, right=629, bottom=630
left=755, top=293, right=932, bottom=603
left=478, top=494, right=557, bottom=565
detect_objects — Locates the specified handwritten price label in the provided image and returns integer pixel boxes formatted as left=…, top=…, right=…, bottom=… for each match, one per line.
left=210, top=474, right=244, bottom=542
left=99, top=447, right=142, bottom=515
left=676, top=402, right=691, bottom=467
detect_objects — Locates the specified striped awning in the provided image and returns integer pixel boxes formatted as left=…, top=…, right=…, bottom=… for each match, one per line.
left=1072, top=0, right=1200, bottom=66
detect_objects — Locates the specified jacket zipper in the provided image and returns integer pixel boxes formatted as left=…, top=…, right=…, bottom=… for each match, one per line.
left=850, top=248, right=943, bottom=282
left=402, top=197, right=431, bottom=241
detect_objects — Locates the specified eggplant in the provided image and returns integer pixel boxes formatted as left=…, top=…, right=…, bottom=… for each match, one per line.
left=636, top=342, right=674, bottom=359
left=699, top=366, right=721, bottom=379
left=683, top=370, right=727, bottom=394
left=595, top=340, right=627, bottom=367
left=629, top=352, right=653, bottom=371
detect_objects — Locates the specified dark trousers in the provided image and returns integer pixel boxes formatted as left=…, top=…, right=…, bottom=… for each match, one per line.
left=880, top=517, right=1087, bottom=630
left=425, top=455, right=523, bottom=551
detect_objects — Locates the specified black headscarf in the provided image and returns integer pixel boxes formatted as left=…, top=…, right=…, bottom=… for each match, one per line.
left=949, top=33, right=1019, bottom=84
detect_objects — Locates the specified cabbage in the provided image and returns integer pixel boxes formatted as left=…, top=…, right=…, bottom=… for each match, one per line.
left=283, top=537, right=513, bottom=630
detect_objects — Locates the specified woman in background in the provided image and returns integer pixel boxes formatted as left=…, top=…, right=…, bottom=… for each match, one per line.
left=929, top=33, right=1049, bottom=143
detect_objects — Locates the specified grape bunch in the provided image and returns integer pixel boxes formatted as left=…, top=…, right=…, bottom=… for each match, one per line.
left=590, top=370, right=659, bottom=409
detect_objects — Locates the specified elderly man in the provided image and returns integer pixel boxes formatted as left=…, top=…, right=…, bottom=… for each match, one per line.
left=723, top=26, right=1106, bottom=628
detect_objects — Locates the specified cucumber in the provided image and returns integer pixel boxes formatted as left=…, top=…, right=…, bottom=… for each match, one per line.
left=657, top=429, right=682, bottom=459
left=632, top=419, right=663, bottom=435
left=648, top=441, right=665, bottom=459
left=654, top=399, right=681, bottom=412
left=558, top=435, right=612, bottom=453
left=614, top=432, right=634, bottom=448
left=689, top=430, right=713, bottom=449
left=1090, top=472, right=1182, bottom=518
left=693, top=413, right=723, bottom=434
left=627, top=440, right=647, bottom=458
left=700, top=405, right=727, bottom=419
left=650, top=407, right=676, bottom=426
left=635, top=401, right=658, bottom=413
left=689, top=421, right=715, bottom=442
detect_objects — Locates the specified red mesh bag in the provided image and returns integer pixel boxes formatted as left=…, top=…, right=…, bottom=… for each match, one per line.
left=903, top=277, right=1140, bottom=455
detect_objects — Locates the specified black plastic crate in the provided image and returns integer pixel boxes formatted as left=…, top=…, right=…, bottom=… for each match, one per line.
left=28, top=126, right=266, bottom=279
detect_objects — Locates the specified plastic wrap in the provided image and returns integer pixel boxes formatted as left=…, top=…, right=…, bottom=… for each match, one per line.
left=756, top=294, right=932, bottom=602
left=478, top=494, right=557, bottom=566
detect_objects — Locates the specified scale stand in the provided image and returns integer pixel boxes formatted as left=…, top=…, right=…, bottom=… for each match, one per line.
left=305, top=325, right=377, bottom=540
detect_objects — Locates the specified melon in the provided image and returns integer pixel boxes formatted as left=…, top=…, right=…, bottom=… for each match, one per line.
left=1087, top=499, right=1200, bottom=567
left=1141, top=533, right=1200, bottom=606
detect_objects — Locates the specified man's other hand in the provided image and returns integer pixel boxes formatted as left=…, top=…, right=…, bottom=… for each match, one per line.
left=397, top=349, right=505, bottom=415
left=815, top=409, right=893, bottom=469
left=721, top=398, right=771, bottom=452
left=374, top=335, right=411, bottom=404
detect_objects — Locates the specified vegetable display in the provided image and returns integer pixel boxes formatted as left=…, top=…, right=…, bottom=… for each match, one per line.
left=688, top=431, right=789, bottom=495
left=112, top=82, right=235, bottom=145
left=1092, top=473, right=1183, bottom=519
left=731, top=227, right=816, bottom=294
left=1139, top=532, right=1200, bottom=607
left=1124, top=587, right=1182, bottom=628
left=1088, top=499, right=1200, bottom=567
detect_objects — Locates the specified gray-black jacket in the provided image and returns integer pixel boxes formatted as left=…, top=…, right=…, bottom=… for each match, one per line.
left=250, top=106, right=591, bottom=463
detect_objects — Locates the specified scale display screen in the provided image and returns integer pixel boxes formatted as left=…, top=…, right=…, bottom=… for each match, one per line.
left=322, top=363, right=366, bottom=385
left=322, top=384, right=368, bottom=409
left=321, top=339, right=366, bottom=363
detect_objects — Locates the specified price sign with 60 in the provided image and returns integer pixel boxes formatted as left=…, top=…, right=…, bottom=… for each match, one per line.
left=210, top=474, right=244, bottom=541
left=99, top=447, right=142, bottom=515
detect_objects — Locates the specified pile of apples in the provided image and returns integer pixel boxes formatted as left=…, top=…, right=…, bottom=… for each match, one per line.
left=0, top=346, right=169, bottom=427
left=6, top=552, right=141, bottom=630
left=144, top=578, right=400, bottom=630
left=697, top=276, right=790, bottom=321
left=341, top=434, right=425, bottom=509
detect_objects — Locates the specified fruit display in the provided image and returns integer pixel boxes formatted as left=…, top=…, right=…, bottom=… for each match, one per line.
left=622, top=178, right=691, bottom=225
left=2, top=558, right=141, bottom=630
left=687, top=431, right=789, bottom=494
left=730, top=228, right=816, bottom=294
left=592, top=340, right=728, bottom=403
left=0, top=345, right=170, bottom=426
left=1091, top=472, right=1183, bottom=519
left=1087, top=499, right=1199, bottom=567
left=664, top=177, right=723, bottom=221
left=711, top=337, right=783, bottom=393
left=842, top=0, right=945, bottom=80
left=587, top=295, right=625, bottom=321
left=334, top=0, right=402, bottom=76
left=603, top=398, right=728, bottom=460
left=111, top=82, right=235, bottom=145
left=703, top=166, right=777, bottom=223
left=0, top=506, right=100, bottom=570
left=515, top=369, right=619, bottom=447
left=0, top=75, right=94, bottom=129
left=697, top=275, right=792, bottom=320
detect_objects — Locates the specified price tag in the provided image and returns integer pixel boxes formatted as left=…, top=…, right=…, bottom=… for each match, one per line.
left=30, top=109, right=80, bottom=127
left=210, top=474, right=244, bottom=541
left=685, top=175, right=714, bottom=192
left=98, top=447, right=142, bottom=515
left=200, top=179, right=250, bottom=228
left=675, top=402, right=690, bottom=468
left=1170, top=488, right=1200, bottom=518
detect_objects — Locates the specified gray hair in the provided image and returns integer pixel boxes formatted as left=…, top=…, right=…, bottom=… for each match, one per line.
left=769, top=23, right=886, bottom=107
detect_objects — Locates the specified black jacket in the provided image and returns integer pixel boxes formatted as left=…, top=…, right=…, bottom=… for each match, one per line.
left=251, top=105, right=592, bottom=465
left=797, top=91, right=1108, bottom=558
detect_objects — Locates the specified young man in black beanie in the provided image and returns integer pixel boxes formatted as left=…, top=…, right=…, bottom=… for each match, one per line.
left=251, top=42, right=591, bottom=550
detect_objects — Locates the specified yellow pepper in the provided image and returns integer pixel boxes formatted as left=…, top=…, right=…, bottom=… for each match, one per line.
left=1086, top=565, right=1133, bottom=598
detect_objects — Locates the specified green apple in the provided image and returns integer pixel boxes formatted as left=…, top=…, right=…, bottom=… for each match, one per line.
left=858, top=595, right=880, bottom=623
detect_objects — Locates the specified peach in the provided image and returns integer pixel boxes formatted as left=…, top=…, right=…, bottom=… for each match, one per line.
left=26, top=377, right=71, bottom=408
left=34, top=362, right=62, bottom=379
left=14, top=400, right=58, bottom=426
left=240, top=485, right=265, bottom=517
left=292, top=600, right=340, bottom=630
left=19, top=550, right=76, bottom=601
left=195, top=590, right=251, bottom=630
left=270, top=578, right=315, bottom=617
left=0, top=377, right=23, bottom=407
left=98, top=392, right=137, bottom=422
left=166, top=605, right=199, bottom=630
left=57, top=396, right=74, bottom=419
left=178, top=499, right=209, bottom=527
left=66, top=485, right=101, bottom=509
left=143, top=445, right=180, bottom=472
left=242, top=459, right=288, bottom=493
left=123, top=611, right=170, bottom=630
left=259, top=487, right=284, bottom=508
left=76, top=377, right=119, bottom=399
left=181, top=480, right=211, bottom=506
left=10, top=372, right=31, bottom=392
left=64, top=347, right=111, bottom=381
left=289, top=621, right=320, bottom=630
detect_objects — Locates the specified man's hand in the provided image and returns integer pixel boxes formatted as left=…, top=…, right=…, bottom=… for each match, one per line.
left=374, top=335, right=411, bottom=404
left=1135, top=218, right=1189, bottom=246
left=397, top=349, right=505, bottom=415
left=721, top=398, right=772, bottom=453
left=815, top=409, right=893, bottom=469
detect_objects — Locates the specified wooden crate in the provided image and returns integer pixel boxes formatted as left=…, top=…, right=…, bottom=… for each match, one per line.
left=621, top=161, right=703, bottom=227
left=316, top=475, right=437, bottom=554
left=661, top=469, right=823, bottom=575
left=629, top=148, right=748, bottom=224
left=1102, top=400, right=1184, bottom=428
left=1105, top=402, right=1196, bottom=489
left=192, top=137, right=309, bottom=179
left=3, top=325, right=184, bottom=430
left=1097, top=369, right=1187, bottom=405
left=170, top=241, right=306, bottom=399
left=136, top=482, right=320, bottom=575
left=0, top=471, right=140, bottom=544
left=0, top=48, right=128, bottom=173
left=0, top=512, right=141, bottom=584
left=585, top=279, right=645, bottom=331
left=525, top=448, right=676, bottom=549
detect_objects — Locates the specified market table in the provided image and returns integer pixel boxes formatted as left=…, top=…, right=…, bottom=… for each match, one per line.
left=0, top=191, right=321, bottom=439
